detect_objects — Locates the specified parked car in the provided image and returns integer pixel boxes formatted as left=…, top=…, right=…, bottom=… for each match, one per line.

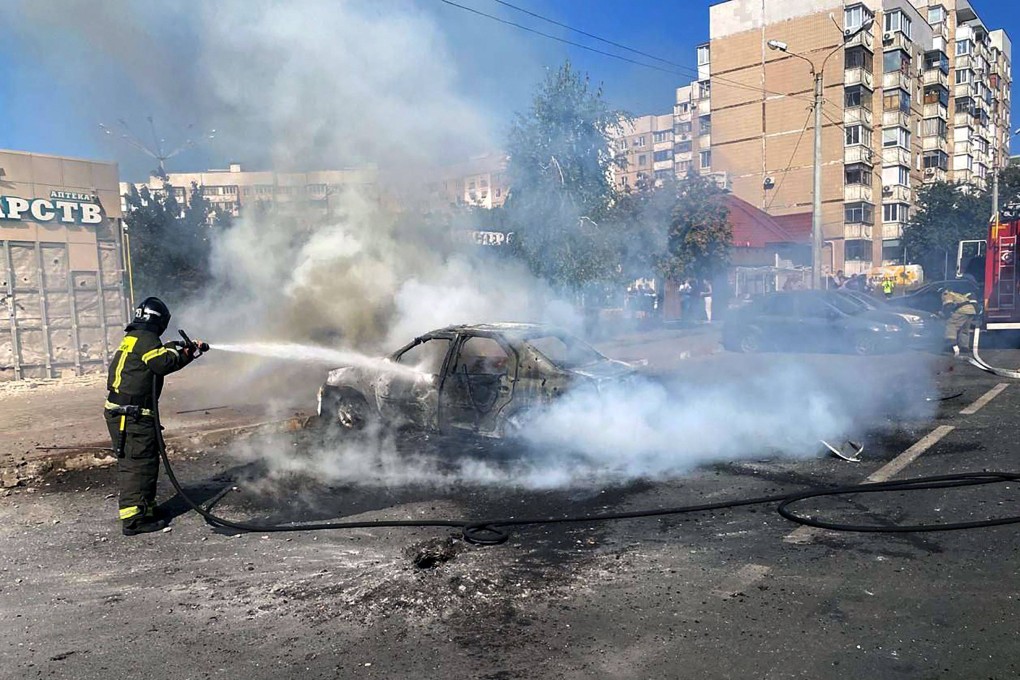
left=723, top=290, right=906, bottom=355
left=317, top=323, right=635, bottom=438
left=835, top=289, right=940, bottom=347
left=886, top=278, right=981, bottom=314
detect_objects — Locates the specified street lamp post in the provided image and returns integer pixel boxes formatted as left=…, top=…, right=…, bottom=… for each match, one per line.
left=768, top=19, right=873, bottom=289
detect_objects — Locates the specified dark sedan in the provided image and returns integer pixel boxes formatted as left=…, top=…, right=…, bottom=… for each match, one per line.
left=886, top=279, right=981, bottom=314
left=835, top=289, right=940, bottom=347
left=723, top=290, right=906, bottom=355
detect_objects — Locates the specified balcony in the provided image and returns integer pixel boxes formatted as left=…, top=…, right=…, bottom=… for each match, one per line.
left=954, top=54, right=972, bottom=71
left=882, top=110, right=911, bottom=128
left=844, top=106, right=873, bottom=126
left=883, top=71, right=912, bottom=92
left=844, top=260, right=873, bottom=276
left=954, top=82, right=974, bottom=98
left=674, top=108, right=692, bottom=122
left=923, top=102, right=948, bottom=119
left=699, top=132, right=711, bottom=146
left=845, top=67, right=874, bottom=89
left=881, top=184, right=912, bottom=202
left=881, top=31, right=911, bottom=52
left=923, top=167, right=948, bottom=183
left=922, top=136, right=948, bottom=152
left=844, top=184, right=874, bottom=203
left=845, top=144, right=875, bottom=165
left=844, top=223, right=873, bottom=240
left=882, top=223, right=905, bottom=239
left=954, top=111, right=975, bottom=128
left=845, top=28, right=874, bottom=51
left=882, top=146, right=912, bottom=166
left=697, top=99, right=711, bottom=114
left=924, top=69, right=949, bottom=88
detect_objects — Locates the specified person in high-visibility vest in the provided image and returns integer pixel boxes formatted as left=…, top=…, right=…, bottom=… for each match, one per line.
left=104, top=297, right=207, bottom=535
left=881, top=278, right=895, bottom=298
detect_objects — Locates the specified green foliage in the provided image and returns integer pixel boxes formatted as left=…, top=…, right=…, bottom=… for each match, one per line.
left=504, top=61, right=628, bottom=292
left=123, top=182, right=229, bottom=305
left=659, top=171, right=732, bottom=282
left=903, top=181, right=990, bottom=279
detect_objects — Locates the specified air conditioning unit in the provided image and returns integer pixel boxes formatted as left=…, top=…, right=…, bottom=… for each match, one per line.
left=882, top=185, right=893, bottom=195
left=883, top=32, right=894, bottom=43
left=924, top=168, right=936, bottom=177
left=844, top=28, right=855, bottom=38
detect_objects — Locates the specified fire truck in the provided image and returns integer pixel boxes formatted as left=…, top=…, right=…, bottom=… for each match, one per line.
left=983, top=211, right=1020, bottom=331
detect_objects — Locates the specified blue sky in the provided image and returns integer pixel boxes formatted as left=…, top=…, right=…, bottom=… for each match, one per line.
left=0, top=0, right=1015, bottom=180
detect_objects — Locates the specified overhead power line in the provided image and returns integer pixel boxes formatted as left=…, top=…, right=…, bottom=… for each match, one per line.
left=437, top=0, right=815, bottom=104
left=765, top=107, right=814, bottom=212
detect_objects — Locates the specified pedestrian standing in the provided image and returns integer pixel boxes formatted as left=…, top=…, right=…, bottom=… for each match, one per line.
left=882, top=277, right=895, bottom=298
left=701, top=279, right=713, bottom=323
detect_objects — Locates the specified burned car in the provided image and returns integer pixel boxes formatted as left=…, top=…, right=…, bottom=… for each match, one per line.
left=317, top=323, right=635, bottom=438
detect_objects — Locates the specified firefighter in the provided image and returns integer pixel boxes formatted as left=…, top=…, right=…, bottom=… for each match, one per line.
left=104, top=297, right=206, bottom=535
left=941, top=288, right=979, bottom=357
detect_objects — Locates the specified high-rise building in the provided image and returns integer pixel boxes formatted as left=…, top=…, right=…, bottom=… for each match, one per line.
left=612, top=114, right=675, bottom=190
left=703, top=0, right=1011, bottom=275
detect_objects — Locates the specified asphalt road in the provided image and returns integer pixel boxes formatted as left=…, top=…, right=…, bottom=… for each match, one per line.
left=3, top=344, right=1020, bottom=679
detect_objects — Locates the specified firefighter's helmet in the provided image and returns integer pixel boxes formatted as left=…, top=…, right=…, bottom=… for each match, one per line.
left=130, top=297, right=171, bottom=334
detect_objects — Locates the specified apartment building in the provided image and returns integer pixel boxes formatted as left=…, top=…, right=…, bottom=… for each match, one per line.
left=612, top=113, right=675, bottom=190
left=703, top=0, right=1011, bottom=275
left=427, top=152, right=510, bottom=209
left=121, top=163, right=378, bottom=216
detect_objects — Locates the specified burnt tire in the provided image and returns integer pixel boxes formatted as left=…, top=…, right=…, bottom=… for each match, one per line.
left=317, top=388, right=371, bottom=431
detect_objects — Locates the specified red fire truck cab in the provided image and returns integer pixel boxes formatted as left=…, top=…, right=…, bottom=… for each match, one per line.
left=984, top=217, right=1020, bottom=330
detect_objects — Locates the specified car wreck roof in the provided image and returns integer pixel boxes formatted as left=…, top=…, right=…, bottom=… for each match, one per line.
left=431, top=322, right=560, bottom=336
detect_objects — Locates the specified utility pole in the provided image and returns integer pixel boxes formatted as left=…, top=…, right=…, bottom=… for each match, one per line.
left=811, top=70, right=824, bottom=290
left=768, top=17, right=873, bottom=289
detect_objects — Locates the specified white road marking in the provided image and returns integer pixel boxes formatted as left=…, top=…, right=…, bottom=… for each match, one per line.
left=959, top=383, right=1009, bottom=415
left=712, top=563, right=771, bottom=598
left=784, top=425, right=956, bottom=544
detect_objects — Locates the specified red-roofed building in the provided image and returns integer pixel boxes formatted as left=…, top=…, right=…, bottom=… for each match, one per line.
left=724, top=195, right=809, bottom=266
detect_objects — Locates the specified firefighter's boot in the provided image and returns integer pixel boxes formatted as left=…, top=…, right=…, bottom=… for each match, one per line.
left=122, top=515, right=167, bottom=536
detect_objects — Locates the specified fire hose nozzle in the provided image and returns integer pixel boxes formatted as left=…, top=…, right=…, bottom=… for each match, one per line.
left=178, top=329, right=210, bottom=354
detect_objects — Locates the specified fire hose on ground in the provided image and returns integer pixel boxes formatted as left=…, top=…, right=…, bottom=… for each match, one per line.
left=149, top=341, right=1020, bottom=546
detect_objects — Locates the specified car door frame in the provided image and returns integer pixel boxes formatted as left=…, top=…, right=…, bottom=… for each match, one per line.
left=376, top=332, right=456, bottom=430
left=438, top=331, right=519, bottom=435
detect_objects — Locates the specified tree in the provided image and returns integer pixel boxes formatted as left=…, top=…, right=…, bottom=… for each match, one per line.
left=903, top=181, right=990, bottom=280
left=504, top=61, right=627, bottom=294
left=124, top=182, right=227, bottom=304
left=658, top=171, right=732, bottom=283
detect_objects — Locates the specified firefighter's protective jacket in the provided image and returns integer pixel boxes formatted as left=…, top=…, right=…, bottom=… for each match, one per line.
left=106, top=329, right=193, bottom=408
left=941, top=289, right=978, bottom=317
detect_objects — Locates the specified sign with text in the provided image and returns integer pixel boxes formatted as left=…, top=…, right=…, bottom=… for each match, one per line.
left=0, top=191, right=103, bottom=225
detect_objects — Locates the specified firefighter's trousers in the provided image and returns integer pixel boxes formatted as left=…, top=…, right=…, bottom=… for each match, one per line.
left=104, top=409, right=160, bottom=521
left=945, top=307, right=977, bottom=346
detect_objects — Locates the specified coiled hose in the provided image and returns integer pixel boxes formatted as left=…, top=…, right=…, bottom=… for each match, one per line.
left=152, top=383, right=1020, bottom=545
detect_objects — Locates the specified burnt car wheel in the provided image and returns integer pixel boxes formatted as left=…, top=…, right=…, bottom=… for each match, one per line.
left=318, top=388, right=371, bottom=431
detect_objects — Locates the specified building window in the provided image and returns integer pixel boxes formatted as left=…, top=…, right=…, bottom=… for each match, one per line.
left=845, top=164, right=872, bottom=185
left=654, top=169, right=673, bottom=181
left=698, top=115, right=711, bottom=134
left=677, top=160, right=691, bottom=175
left=883, top=203, right=910, bottom=223
left=956, top=39, right=972, bottom=56
left=882, top=127, right=911, bottom=149
left=844, top=85, right=871, bottom=109
left=923, top=150, right=949, bottom=170
left=844, top=4, right=871, bottom=32
left=923, top=85, right=949, bottom=107
left=927, top=6, right=945, bottom=25
left=653, top=130, right=671, bottom=143
left=224, top=186, right=237, bottom=195
left=884, top=10, right=911, bottom=39
left=697, top=45, right=710, bottom=66
left=883, top=88, right=911, bottom=113
left=675, top=121, right=692, bottom=135
left=698, top=80, right=711, bottom=99
left=495, top=187, right=501, bottom=198
left=638, top=154, right=647, bottom=166
left=924, top=50, right=949, bottom=74
left=675, top=140, right=693, bottom=153
left=653, top=150, right=673, bottom=162
left=923, top=117, right=948, bottom=138
left=845, top=46, right=873, bottom=71
left=955, top=96, right=975, bottom=115
left=883, top=49, right=911, bottom=74
left=845, top=202, right=874, bottom=225
left=700, top=150, right=711, bottom=169
left=633, top=136, right=646, bottom=147
left=882, top=165, right=910, bottom=186
left=883, top=239, right=905, bottom=264
left=845, top=124, right=872, bottom=146
left=845, top=239, right=871, bottom=261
